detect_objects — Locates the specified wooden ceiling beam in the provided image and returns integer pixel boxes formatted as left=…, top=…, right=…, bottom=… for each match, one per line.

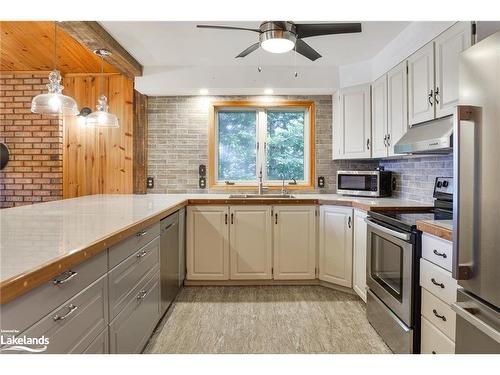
left=59, top=21, right=143, bottom=78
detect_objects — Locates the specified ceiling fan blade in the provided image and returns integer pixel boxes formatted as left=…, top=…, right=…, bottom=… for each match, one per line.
left=236, top=42, right=260, bottom=58
left=295, top=23, right=362, bottom=38
left=197, top=25, right=260, bottom=33
left=294, top=39, right=322, bottom=61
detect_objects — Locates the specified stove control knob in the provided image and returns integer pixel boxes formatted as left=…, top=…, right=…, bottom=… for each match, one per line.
left=443, top=181, right=449, bottom=187
left=437, top=181, right=443, bottom=188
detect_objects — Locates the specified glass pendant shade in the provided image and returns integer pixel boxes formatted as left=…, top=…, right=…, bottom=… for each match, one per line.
left=31, top=70, right=78, bottom=116
left=85, top=95, right=119, bottom=128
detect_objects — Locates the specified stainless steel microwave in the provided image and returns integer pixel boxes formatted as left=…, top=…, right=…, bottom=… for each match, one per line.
left=337, top=170, right=392, bottom=197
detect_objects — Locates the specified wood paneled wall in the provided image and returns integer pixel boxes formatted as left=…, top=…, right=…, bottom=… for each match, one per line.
left=62, top=74, right=133, bottom=198
left=133, top=90, right=148, bottom=194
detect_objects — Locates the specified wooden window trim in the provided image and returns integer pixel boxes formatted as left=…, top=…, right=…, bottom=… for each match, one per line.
left=208, top=100, right=316, bottom=191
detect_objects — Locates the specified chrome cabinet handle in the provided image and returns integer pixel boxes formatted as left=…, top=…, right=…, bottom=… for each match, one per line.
left=431, top=278, right=445, bottom=289
left=136, top=229, right=148, bottom=237
left=435, top=87, right=440, bottom=104
left=364, top=218, right=411, bottom=241
left=428, top=90, right=434, bottom=106
left=52, top=270, right=78, bottom=285
left=136, top=289, right=148, bottom=300
left=432, top=309, right=447, bottom=321
left=136, top=250, right=147, bottom=258
left=433, top=249, right=447, bottom=258
left=53, top=304, right=78, bottom=321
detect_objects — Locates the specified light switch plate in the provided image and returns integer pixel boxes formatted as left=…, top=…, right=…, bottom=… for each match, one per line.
left=318, top=176, right=325, bottom=188
left=199, top=177, right=206, bottom=189
left=147, top=177, right=154, bottom=189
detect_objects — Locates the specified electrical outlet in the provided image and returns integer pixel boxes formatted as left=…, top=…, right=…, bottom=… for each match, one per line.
left=318, top=176, right=325, bottom=188
left=147, top=177, right=154, bottom=189
left=199, top=164, right=206, bottom=177
left=199, top=177, right=206, bottom=189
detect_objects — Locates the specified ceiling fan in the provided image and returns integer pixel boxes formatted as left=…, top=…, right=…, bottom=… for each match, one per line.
left=196, top=21, right=362, bottom=61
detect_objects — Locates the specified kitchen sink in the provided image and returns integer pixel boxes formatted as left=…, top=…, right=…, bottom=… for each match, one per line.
left=229, top=194, right=296, bottom=199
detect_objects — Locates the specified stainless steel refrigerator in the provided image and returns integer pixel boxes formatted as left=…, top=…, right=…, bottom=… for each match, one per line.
left=452, top=30, right=500, bottom=353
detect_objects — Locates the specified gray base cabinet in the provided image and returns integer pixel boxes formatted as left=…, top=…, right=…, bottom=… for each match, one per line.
left=109, top=270, right=161, bottom=354
left=83, top=328, right=109, bottom=354
left=22, top=275, right=108, bottom=354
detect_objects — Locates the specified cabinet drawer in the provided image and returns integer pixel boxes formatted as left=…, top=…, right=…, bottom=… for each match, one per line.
left=1, top=251, right=107, bottom=334
left=82, top=327, right=109, bottom=354
left=421, top=288, right=456, bottom=341
left=422, top=233, right=453, bottom=271
left=421, top=316, right=455, bottom=354
left=109, top=222, right=160, bottom=269
left=109, top=237, right=160, bottom=320
left=420, top=258, right=457, bottom=305
left=109, top=269, right=161, bottom=354
left=20, top=275, right=108, bottom=354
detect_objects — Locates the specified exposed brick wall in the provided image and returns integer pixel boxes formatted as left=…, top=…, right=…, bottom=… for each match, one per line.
left=147, top=95, right=377, bottom=194
left=379, top=155, right=453, bottom=202
left=0, top=72, right=63, bottom=208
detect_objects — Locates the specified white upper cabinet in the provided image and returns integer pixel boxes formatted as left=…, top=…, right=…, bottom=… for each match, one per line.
left=338, top=84, right=372, bottom=159
left=229, top=206, right=272, bottom=280
left=371, top=74, right=388, bottom=158
left=319, top=206, right=353, bottom=288
left=408, top=42, right=435, bottom=126
left=387, top=60, right=409, bottom=156
left=434, top=22, right=472, bottom=118
left=273, top=206, right=316, bottom=280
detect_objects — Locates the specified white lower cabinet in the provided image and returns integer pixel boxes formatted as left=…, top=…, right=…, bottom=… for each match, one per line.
left=421, top=316, right=455, bottom=354
left=352, top=209, right=368, bottom=301
left=273, top=206, right=317, bottom=280
left=319, top=206, right=353, bottom=287
left=229, top=206, right=272, bottom=280
left=186, top=206, right=230, bottom=280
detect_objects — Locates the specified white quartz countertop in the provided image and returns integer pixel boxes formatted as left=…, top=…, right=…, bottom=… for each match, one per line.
left=0, top=193, right=432, bottom=302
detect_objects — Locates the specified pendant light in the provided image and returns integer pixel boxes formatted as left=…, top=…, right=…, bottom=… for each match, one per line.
left=31, top=22, right=78, bottom=116
left=85, top=49, right=119, bottom=128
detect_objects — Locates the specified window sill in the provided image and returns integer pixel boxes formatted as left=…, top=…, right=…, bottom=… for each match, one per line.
left=209, top=184, right=316, bottom=191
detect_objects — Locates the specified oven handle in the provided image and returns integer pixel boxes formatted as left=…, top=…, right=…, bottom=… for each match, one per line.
left=364, top=218, right=411, bottom=241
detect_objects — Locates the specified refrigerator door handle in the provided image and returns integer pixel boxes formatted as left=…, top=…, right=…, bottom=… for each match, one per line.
left=453, top=105, right=480, bottom=280
left=451, top=302, right=500, bottom=344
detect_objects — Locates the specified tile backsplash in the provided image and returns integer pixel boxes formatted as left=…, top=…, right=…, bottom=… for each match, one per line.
left=379, top=155, right=453, bottom=202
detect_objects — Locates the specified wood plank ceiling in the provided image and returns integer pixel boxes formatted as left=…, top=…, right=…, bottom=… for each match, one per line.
left=0, top=21, right=118, bottom=74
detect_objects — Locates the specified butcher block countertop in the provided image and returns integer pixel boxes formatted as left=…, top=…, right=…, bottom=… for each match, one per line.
left=0, top=193, right=432, bottom=304
left=416, top=219, right=453, bottom=241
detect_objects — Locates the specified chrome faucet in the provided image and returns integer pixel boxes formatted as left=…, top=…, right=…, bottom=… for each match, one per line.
left=258, top=166, right=266, bottom=195
left=281, top=178, right=288, bottom=196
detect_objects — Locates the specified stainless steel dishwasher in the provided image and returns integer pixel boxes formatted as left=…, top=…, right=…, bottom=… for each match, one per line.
left=160, top=212, right=180, bottom=315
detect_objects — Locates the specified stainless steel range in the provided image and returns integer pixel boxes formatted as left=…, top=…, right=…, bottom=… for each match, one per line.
left=365, top=177, right=453, bottom=354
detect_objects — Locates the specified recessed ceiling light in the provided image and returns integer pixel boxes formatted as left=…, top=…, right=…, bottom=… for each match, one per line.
left=199, top=88, right=209, bottom=95
left=264, top=88, right=274, bottom=95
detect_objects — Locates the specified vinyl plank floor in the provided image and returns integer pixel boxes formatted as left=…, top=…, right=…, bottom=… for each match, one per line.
left=144, top=286, right=392, bottom=354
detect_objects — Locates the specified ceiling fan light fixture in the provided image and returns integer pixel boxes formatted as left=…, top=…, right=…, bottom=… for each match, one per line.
left=259, top=30, right=296, bottom=54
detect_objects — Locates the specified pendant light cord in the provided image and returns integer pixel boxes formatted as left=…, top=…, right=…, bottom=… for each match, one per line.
left=53, top=21, right=58, bottom=71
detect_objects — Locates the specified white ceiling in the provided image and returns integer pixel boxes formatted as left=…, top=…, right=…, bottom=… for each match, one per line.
left=100, top=21, right=411, bottom=95
left=101, top=21, right=410, bottom=67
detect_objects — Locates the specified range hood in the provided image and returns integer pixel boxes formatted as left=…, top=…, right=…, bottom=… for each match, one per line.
left=394, top=115, right=453, bottom=154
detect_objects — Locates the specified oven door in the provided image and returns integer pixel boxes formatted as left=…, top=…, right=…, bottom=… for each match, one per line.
left=366, top=218, right=415, bottom=327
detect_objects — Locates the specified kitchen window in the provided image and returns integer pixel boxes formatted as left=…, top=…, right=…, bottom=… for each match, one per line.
left=209, top=101, right=315, bottom=189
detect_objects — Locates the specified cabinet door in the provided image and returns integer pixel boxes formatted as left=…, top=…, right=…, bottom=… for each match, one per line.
left=332, top=92, right=344, bottom=160
left=273, top=206, right=316, bottom=280
left=387, top=61, right=409, bottom=157
left=229, top=205, right=272, bottom=280
left=186, top=206, right=229, bottom=280
left=352, top=210, right=368, bottom=302
left=339, top=84, right=372, bottom=159
left=371, top=75, right=388, bottom=158
left=408, top=42, right=435, bottom=125
left=319, top=206, right=353, bottom=287
left=435, top=22, right=472, bottom=118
